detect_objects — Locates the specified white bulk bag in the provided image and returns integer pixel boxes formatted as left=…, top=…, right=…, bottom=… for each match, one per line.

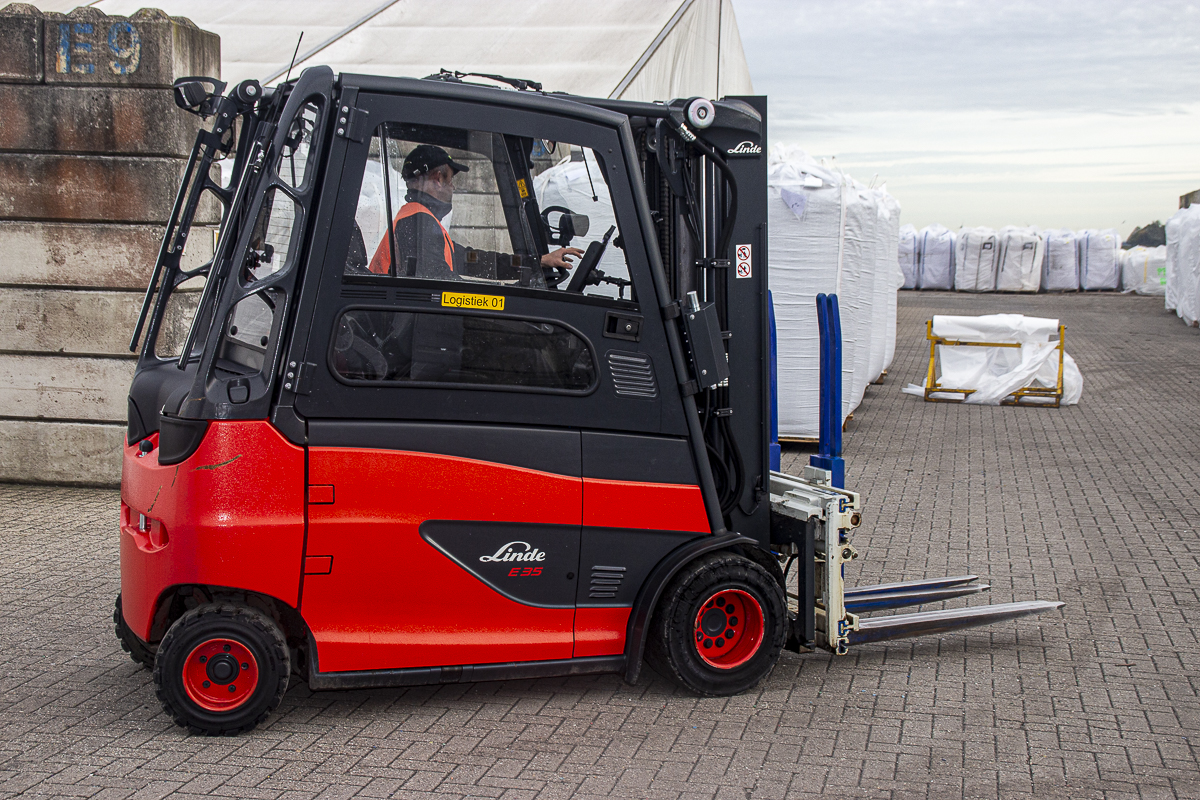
left=767, top=146, right=846, bottom=439
left=1166, top=214, right=1181, bottom=312
left=902, top=314, right=1082, bottom=406
left=1078, top=229, right=1121, bottom=291
left=1120, top=246, right=1167, bottom=295
left=879, top=192, right=903, bottom=372
left=840, top=183, right=879, bottom=412
left=899, top=223, right=919, bottom=289
left=865, top=189, right=894, bottom=382
left=918, top=224, right=956, bottom=289
left=1168, top=206, right=1200, bottom=325
left=1042, top=229, right=1079, bottom=291
left=995, top=226, right=1044, bottom=292
left=954, top=226, right=999, bottom=292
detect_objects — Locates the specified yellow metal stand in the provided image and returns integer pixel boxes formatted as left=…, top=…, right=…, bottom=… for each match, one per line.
left=923, top=320, right=1065, bottom=407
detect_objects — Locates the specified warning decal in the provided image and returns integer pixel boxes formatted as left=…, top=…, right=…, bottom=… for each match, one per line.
left=735, top=244, right=752, bottom=279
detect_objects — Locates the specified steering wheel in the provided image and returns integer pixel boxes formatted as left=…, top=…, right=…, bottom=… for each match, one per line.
left=566, top=226, right=616, bottom=293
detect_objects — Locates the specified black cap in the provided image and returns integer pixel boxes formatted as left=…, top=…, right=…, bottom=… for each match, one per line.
left=401, top=145, right=469, bottom=180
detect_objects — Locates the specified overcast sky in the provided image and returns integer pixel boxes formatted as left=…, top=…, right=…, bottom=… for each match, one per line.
left=730, top=0, right=1200, bottom=234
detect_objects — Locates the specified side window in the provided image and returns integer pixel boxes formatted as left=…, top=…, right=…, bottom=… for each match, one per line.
left=219, top=188, right=298, bottom=370
left=346, top=123, right=634, bottom=302
left=349, top=123, right=539, bottom=285
left=331, top=309, right=596, bottom=393
left=533, top=144, right=634, bottom=301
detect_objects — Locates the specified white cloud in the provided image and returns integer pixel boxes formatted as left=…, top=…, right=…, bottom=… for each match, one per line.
left=732, top=0, right=1200, bottom=232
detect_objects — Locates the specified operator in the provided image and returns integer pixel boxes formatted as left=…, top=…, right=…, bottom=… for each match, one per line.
left=368, top=144, right=582, bottom=280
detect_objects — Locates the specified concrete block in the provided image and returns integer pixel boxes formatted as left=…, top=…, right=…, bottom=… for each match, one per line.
left=0, top=221, right=215, bottom=289
left=0, top=153, right=221, bottom=223
left=0, top=288, right=145, bottom=356
left=0, top=286, right=200, bottom=356
left=0, top=419, right=123, bottom=486
left=0, top=84, right=202, bottom=157
left=43, top=7, right=220, bottom=88
left=0, top=353, right=133, bottom=422
left=0, top=3, right=42, bottom=83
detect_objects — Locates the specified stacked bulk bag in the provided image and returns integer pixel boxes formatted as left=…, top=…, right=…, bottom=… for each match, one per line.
left=1042, top=229, right=1080, bottom=291
left=880, top=193, right=904, bottom=372
left=1120, top=246, right=1167, bottom=295
left=995, top=226, right=1044, bottom=292
left=918, top=224, right=956, bottom=289
left=1166, top=205, right=1200, bottom=325
left=898, top=223, right=919, bottom=289
left=954, top=226, right=999, bottom=292
left=1077, top=229, right=1122, bottom=290
left=767, top=145, right=902, bottom=438
left=839, top=182, right=879, bottom=412
left=1166, top=214, right=1181, bottom=312
left=767, top=147, right=846, bottom=439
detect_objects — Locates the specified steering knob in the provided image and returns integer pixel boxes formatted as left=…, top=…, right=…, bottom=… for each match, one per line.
left=687, top=98, right=716, bottom=129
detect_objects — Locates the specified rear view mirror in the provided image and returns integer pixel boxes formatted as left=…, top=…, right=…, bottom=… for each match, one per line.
left=564, top=213, right=590, bottom=238
left=540, top=205, right=590, bottom=246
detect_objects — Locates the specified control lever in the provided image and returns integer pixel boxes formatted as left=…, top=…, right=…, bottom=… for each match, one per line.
left=566, top=225, right=616, bottom=293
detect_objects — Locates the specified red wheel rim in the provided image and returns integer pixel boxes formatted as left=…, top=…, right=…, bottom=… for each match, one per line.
left=694, top=589, right=764, bottom=669
left=182, top=638, right=259, bottom=712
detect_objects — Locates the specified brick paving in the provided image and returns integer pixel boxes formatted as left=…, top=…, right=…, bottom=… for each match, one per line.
left=2, top=291, right=1199, bottom=799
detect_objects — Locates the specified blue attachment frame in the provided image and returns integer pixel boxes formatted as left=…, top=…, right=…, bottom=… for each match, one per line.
left=810, top=293, right=845, bottom=488
left=767, top=290, right=781, bottom=472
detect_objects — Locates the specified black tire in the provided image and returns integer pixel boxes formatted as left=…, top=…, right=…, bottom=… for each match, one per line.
left=114, top=595, right=156, bottom=669
left=154, top=603, right=289, bottom=735
left=646, top=551, right=786, bottom=696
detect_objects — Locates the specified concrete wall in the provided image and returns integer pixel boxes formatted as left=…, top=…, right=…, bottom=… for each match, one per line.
left=0, top=3, right=219, bottom=486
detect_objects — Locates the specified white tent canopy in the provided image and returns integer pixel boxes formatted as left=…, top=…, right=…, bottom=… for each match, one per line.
left=43, top=0, right=753, bottom=102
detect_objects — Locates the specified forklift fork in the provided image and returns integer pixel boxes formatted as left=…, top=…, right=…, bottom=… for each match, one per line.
left=768, top=293, right=1062, bottom=656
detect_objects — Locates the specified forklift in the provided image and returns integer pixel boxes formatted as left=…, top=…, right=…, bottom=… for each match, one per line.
left=116, top=66, right=1062, bottom=735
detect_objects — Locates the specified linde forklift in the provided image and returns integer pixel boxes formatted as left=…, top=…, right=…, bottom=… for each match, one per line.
left=116, top=66, right=1062, bottom=735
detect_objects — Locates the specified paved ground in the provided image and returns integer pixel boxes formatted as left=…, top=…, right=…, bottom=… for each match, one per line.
left=2, top=291, right=1199, bottom=799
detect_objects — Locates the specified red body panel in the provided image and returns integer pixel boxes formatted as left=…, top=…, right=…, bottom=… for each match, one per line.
left=303, top=448, right=581, bottom=672
left=582, top=478, right=709, bottom=533
left=120, top=421, right=306, bottom=641
left=573, top=607, right=631, bottom=657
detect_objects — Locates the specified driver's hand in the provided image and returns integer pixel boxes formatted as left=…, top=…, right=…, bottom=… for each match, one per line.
left=541, top=247, right=584, bottom=269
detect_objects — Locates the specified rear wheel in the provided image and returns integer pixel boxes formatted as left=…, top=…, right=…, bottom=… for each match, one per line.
left=114, top=595, right=155, bottom=669
left=647, top=552, right=786, bottom=696
left=154, top=603, right=289, bottom=735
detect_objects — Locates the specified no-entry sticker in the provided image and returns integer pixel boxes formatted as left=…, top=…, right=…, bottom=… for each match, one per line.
left=735, top=244, right=752, bottom=278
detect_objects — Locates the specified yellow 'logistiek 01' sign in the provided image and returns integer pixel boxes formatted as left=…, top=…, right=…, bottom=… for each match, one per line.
left=441, top=291, right=505, bottom=311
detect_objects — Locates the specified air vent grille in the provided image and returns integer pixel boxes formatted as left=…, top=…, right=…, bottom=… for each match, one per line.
left=607, top=351, right=658, bottom=398
left=341, top=287, right=387, bottom=299
left=588, top=565, right=626, bottom=599
left=394, top=289, right=438, bottom=303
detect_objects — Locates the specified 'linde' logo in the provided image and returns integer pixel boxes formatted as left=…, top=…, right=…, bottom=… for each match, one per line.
left=727, top=141, right=762, bottom=156
left=479, top=542, right=547, bottom=563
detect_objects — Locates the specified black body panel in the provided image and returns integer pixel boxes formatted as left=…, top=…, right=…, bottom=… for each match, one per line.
left=419, top=520, right=580, bottom=608
left=580, top=431, right=696, bottom=484
left=307, top=650, right=623, bottom=691
left=576, top=527, right=699, bottom=607
left=157, top=416, right=210, bottom=465
left=310, top=420, right=581, bottom=476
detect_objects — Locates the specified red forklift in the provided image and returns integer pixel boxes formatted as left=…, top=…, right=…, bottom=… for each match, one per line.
left=116, top=67, right=1061, bottom=735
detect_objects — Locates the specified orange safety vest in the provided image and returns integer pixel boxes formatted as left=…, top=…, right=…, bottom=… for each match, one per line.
left=368, top=202, right=455, bottom=276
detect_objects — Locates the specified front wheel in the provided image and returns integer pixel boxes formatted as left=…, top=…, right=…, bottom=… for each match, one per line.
left=646, top=552, right=786, bottom=696
left=153, top=603, right=289, bottom=735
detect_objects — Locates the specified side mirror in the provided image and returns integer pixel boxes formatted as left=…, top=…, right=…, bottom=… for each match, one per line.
left=172, top=77, right=228, bottom=117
